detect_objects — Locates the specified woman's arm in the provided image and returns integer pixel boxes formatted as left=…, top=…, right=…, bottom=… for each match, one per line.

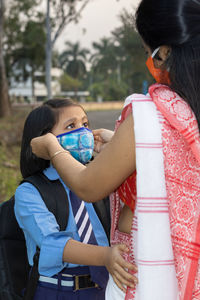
left=31, top=114, right=135, bottom=202
left=63, top=239, right=137, bottom=292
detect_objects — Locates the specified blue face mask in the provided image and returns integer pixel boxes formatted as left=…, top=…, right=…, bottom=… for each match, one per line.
left=56, top=127, right=94, bottom=164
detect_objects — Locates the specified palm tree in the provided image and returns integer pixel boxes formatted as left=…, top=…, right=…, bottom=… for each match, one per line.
left=59, top=41, right=89, bottom=79
left=45, top=0, right=90, bottom=99
left=90, top=38, right=116, bottom=77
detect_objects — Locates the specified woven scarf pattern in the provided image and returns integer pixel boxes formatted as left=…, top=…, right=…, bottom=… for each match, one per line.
left=108, top=84, right=200, bottom=300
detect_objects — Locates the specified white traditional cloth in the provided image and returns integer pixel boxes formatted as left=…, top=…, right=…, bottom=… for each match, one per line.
left=106, top=274, right=126, bottom=299
left=106, top=92, right=179, bottom=300
left=131, top=94, right=178, bottom=300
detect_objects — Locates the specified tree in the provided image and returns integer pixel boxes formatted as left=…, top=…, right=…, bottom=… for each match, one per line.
left=91, top=38, right=116, bottom=77
left=3, top=0, right=43, bottom=105
left=4, top=0, right=43, bottom=77
left=89, top=79, right=128, bottom=101
left=59, top=41, right=89, bottom=79
left=112, top=9, right=153, bottom=93
left=59, top=41, right=89, bottom=98
left=87, top=9, right=153, bottom=100
left=89, top=37, right=128, bottom=100
left=11, top=20, right=46, bottom=101
left=45, top=0, right=91, bottom=99
left=60, top=73, right=82, bottom=91
left=0, top=0, right=10, bottom=117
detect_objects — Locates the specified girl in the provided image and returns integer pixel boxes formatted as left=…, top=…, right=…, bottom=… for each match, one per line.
left=31, top=0, right=200, bottom=299
left=14, top=98, right=136, bottom=300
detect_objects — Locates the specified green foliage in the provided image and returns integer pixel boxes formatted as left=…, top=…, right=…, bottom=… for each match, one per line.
left=112, top=10, right=153, bottom=93
left=12, top=20, right=46, bottom=82
left=7, top=0, right=41, bottom=18
left=88, top=9, right=153, bottom=99
left=0, top=144, right=21, bottom=202
left=91, top=38, right=117, bottom=77
left=87, top=9, right=153, bottom=99
left=59, top=73, right=82, bottom=91
left=58, top=8, right=153, bottom=101
left=59, top=41, right=89, bottom=79
left=0, top=106, right=31, bottom=202
left=89, top=80, right=128, bottom=101
left=3, top=1, right=154, bottom=102
left=4, top=0, right=46, bottom=85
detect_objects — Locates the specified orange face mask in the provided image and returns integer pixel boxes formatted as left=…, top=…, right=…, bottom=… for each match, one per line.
left=146, top=47, right=171, bottom=85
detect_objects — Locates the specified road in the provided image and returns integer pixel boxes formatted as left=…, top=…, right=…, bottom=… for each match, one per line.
left=87, top=110, right=121, bottom=131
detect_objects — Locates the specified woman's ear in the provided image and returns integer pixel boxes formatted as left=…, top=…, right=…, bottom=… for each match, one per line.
left=154, top=46, right=171, bottom=68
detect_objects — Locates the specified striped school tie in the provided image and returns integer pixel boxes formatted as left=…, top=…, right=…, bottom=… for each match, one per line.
left=69, top=191, right=108, bottom=289
left=71, top=193, right=97, bottom=245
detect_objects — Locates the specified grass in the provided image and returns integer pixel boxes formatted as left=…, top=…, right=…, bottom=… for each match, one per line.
left=0, top=106, right=32, bottom=202
left=0, top=144, right=21, bottom=202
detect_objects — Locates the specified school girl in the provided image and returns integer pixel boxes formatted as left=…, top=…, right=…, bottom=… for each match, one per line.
left=14, top=98, right=135, bottom=300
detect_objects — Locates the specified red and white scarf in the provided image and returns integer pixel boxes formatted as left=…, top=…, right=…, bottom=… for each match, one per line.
left=107, top=84, right=200, bottom=300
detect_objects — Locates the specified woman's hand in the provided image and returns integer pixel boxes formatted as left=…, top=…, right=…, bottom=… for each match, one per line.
left=93, top=129, right=114, bottom=153
left=104, top=244, right=138, bottom=293
left=31, top=133, right=62, bottom=160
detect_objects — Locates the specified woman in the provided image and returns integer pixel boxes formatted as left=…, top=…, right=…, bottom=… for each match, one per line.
left=31, top=0, right=200, bottom=299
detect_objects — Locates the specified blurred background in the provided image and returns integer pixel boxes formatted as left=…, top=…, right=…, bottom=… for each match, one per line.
left=0, top=0, right=153, bottom=202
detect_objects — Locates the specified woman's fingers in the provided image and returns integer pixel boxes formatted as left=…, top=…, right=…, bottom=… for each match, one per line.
left=92, top=129, right=114, bottom=143
left=92, top=129, right=104, bottom=141
left=93, top=140, right=105, bottom=153
left=92, top=129, right=104, bottom=135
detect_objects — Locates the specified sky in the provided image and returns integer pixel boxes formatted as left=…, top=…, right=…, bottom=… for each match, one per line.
left=55, top=0, right=141, bottom=52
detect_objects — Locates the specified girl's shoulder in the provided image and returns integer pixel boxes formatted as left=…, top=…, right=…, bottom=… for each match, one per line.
left=15, top=181, right=40, bottom=194
left=15, top=181, right=42, bottom=203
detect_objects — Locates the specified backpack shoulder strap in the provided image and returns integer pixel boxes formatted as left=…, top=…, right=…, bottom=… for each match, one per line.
left=93, top=197, right=111, bottom=241
left=22, top=173, right=69, bottom=231
left=22, top=173, right=69, bottom=300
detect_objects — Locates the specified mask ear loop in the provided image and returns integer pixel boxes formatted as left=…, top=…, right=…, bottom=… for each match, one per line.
left=151, top=47, right=160, bottom=58
left=153, top=46, right=171, bottom=71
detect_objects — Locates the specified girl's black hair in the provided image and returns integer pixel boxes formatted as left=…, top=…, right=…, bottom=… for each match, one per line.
left=136, top=0, right=200, bottom=129
left=20, top=98, right=85, bottom=178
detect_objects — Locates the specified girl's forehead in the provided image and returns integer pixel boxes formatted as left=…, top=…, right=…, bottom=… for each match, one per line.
left=59, top=105, right=87, bottom=119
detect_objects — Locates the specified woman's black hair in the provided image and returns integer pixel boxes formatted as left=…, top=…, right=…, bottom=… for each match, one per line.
left=20, top=98, right=85, bottom=178
left=136, top=0, right=200, bottom=129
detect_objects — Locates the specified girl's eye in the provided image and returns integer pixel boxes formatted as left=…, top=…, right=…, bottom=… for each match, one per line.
left=66, top=123, right=75, bottom=129
left=83, top=122, right=89, bottom=127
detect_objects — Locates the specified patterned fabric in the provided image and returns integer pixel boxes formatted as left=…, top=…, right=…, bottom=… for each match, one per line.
left=150, top=84, right=200, bottom=300
left=57, top=127, right=94, bottom=164
left=115, top=105, right=137, bottom=212
left=109, top=84, right=200, bottom=300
